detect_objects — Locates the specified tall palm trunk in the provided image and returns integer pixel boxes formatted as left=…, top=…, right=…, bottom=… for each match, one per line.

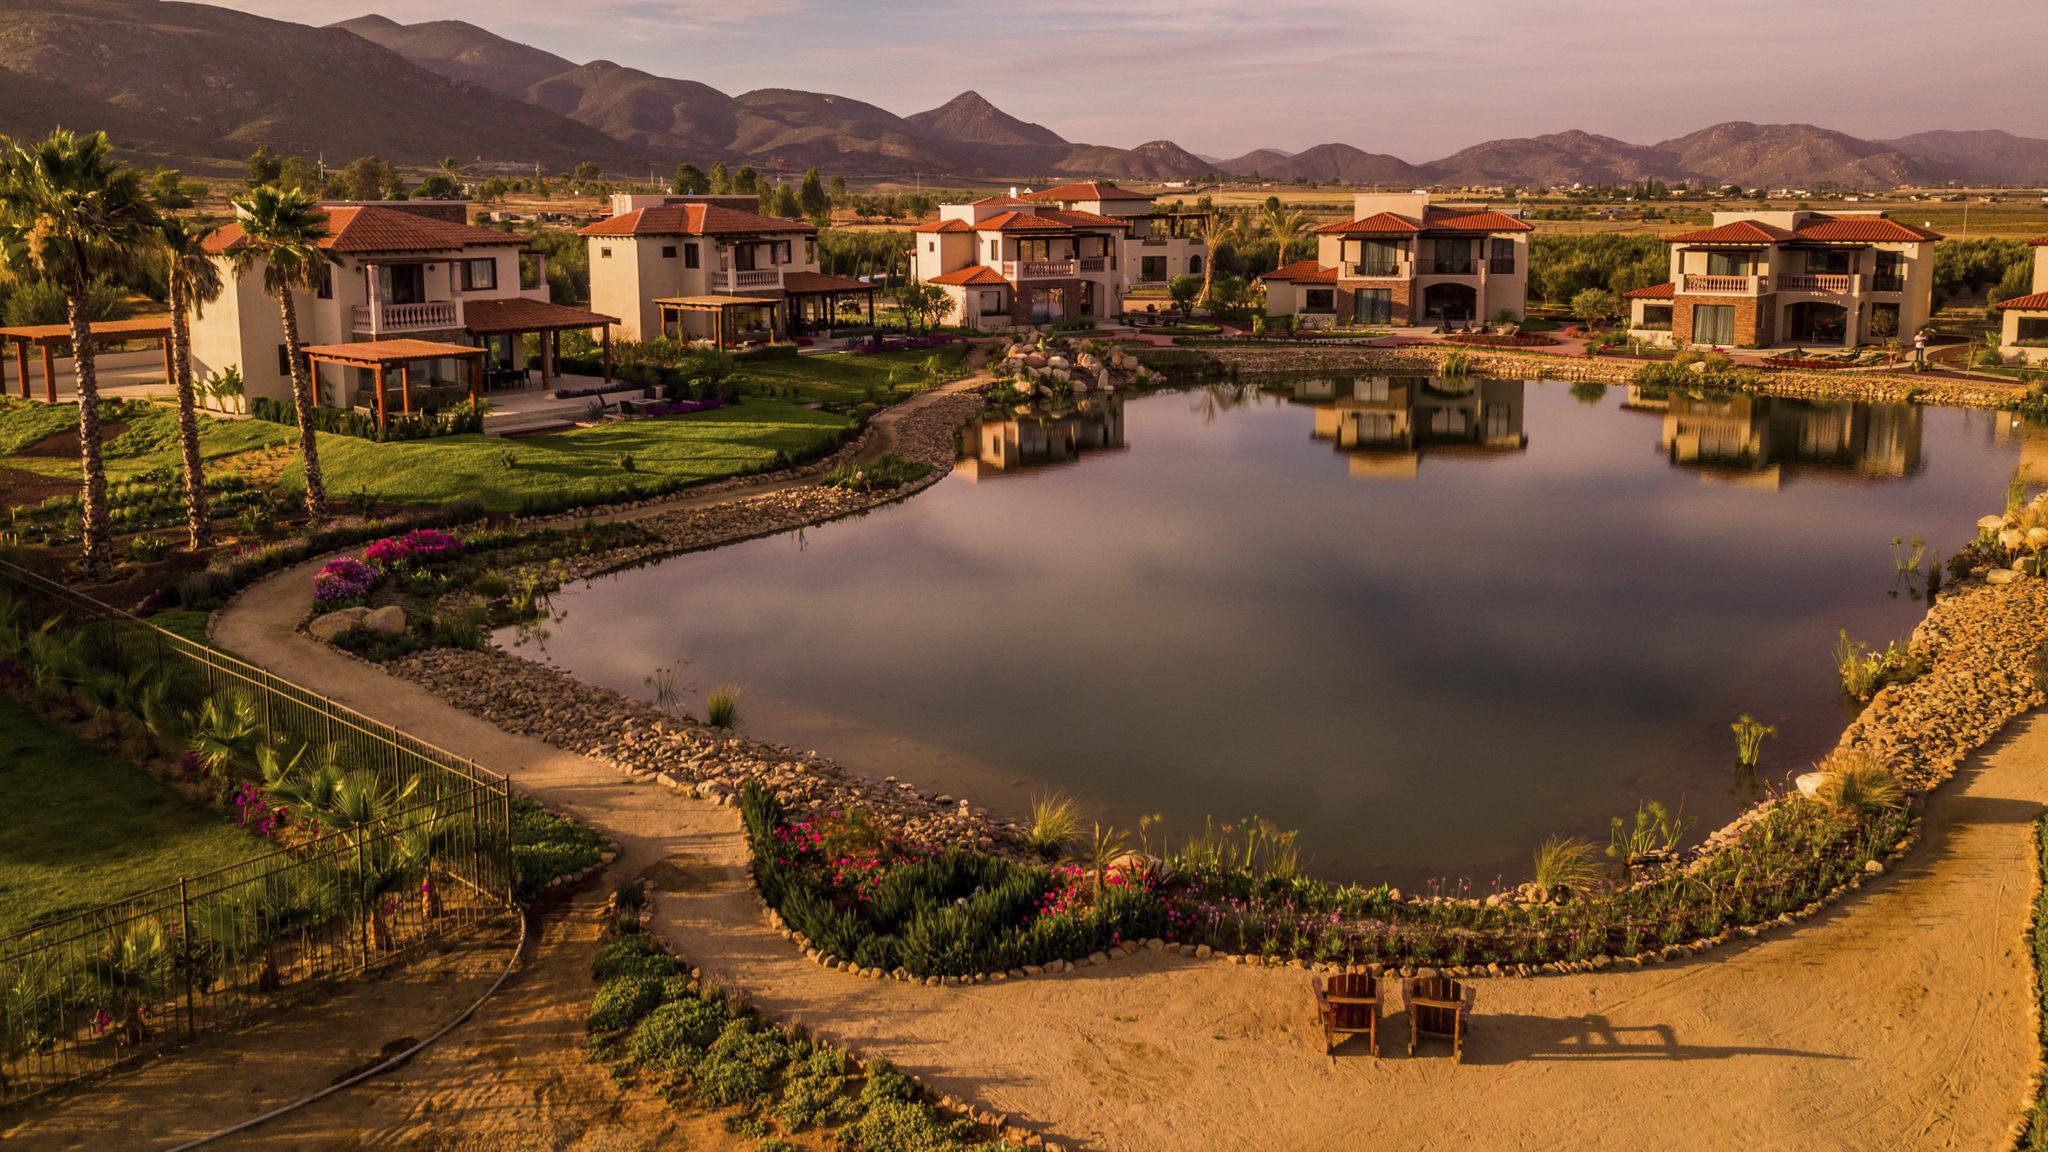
left=65, top=291, right=111, bottom=570
left=275, top=288, right=324, bottom=517
left=167, top=278, right=209, bottom=549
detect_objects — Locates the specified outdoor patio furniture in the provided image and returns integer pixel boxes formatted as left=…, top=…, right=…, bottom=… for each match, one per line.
left=1312, top=971, right=1381, bottom=1056
left=1403, top=976, right=1475, bottom=1061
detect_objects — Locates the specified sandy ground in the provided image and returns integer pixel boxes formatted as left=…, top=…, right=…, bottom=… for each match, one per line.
left=1, top=904, right=748, bottom=1152
left=201, top=548, right=2048, bottom=1152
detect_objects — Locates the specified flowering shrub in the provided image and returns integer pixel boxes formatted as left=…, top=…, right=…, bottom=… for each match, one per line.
left=312, top=556, right=380, bottom=607
left=854, top=335, right=956, bottom=354
left=362, top=537, right=411, bottom=569
left=232, top=781, right=283, bottom=837
left=399, top=528, right=463, bottom=562
left=626, top=397, right=727, bottom=419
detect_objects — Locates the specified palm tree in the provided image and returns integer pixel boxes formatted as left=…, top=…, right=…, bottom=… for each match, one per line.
left=0, top=129, right=159, bottom=571
left=1260, top=201, right=1310, bottom=270
left=1191, top=208, right=1241, bottom=310
left=228, top=184, right=338, bottom=516
left=153, top=215, right=223, bottom=549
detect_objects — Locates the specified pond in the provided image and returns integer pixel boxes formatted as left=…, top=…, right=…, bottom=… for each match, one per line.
left=501, top=377, right=2036, bottom=888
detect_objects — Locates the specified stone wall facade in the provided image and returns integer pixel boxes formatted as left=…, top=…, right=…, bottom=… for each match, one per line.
left=1334, top=278, right=1412, bottom=326
left=1671, top=293, right=1774, bottom=348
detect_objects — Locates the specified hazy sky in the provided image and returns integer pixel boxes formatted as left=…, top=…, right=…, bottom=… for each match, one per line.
left=217, top=0, right=2048, bottom=158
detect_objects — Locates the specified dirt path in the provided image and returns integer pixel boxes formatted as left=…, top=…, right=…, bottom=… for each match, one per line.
left=207, top=558, right=2048, bottom=1151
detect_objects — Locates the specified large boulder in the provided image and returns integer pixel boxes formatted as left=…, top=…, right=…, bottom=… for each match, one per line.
left=362, top=604, right=408, bottom=636
left=308, top=606, right=369, bottom=642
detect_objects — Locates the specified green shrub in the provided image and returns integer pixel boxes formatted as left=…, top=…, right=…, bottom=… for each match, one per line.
left=588, top=973, right=668, bottom=1033
left=822, top=453, right=933, bottom=493
left=629, top=995, right=729, bottom=1072
left=846, top=1096, right=976, bottom=1152
left=590, top=934, right=675, bottom=983
left=777, top=1045, right=858, bottom=1132
left=510, top=796, right=608, bottom=900
left=690, top=1018, right=789, bottom=1107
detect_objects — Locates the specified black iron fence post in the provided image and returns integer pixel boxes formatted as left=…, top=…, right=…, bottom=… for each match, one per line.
left=178, top=875, right=195, bottom=1038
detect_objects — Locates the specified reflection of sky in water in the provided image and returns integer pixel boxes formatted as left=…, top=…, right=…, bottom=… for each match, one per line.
left=506, top=382, right=2027, bottom=887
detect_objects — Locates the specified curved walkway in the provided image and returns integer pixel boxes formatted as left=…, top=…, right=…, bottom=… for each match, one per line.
left=209, top=550, right=2048, bottom=1152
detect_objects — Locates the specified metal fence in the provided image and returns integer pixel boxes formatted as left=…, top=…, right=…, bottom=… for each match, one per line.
left=0, top=558, right=515, bottom=1107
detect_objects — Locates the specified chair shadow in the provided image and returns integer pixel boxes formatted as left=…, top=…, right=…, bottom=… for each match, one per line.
left=1451, top=1012, right=1850, bottom=1066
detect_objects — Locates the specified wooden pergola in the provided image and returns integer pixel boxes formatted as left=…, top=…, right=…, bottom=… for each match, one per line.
left=0, top=317, right=176, bottom=403
left=780, top=272, right=879, bottom=336
left=654, top=295, right=782, bottom=349
left=298, top=338, right=487, bottom=431
left=462, top=297, right=620, bottom=386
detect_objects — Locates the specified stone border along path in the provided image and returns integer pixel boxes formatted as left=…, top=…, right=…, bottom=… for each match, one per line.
left=207, top=379, right=2048, bottom=1150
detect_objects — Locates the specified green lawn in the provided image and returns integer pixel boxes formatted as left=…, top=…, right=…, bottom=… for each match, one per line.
left=0, top=398, right=293, bottom=483
left=291, top=398, right=852, bottom=513
left=735, top=345, right=971, bottom=406
left=0, top=696, right=261, bottom=937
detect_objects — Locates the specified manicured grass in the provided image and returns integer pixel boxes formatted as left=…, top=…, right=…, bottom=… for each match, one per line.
left=0, top=695, right=260, bottom=937
left=289, top=399, right=852, bottom=513
left=2025, top=812, right=2048, bottom=1149
left=0, top=398, right=293, bottom=484
left=737, top=345, right=970, bottom=406
left=147, top=608, right=214, bottom=646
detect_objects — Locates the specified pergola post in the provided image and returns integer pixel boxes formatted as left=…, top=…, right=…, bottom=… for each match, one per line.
left=540, top=328, right=554, bottom=384
left=867, top=291, right=876, bottom=325
left=41, top=345, right=56, bottom=404
left=161, top=336, right=175, bottom=388
left=399, top=362, right=413, bottom=416
left=13, top=341, right=26, bottom=399
left=601, top=325, right=613, bottom=383
left=0, top=341, right=7, bottom=399
left=371, top=361, right=386, bottom=429
left=468, top=353, right=482, bottom=404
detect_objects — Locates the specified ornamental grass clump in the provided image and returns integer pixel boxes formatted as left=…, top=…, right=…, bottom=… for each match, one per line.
left=1813, top=750, right=1906, bottom=815
left=705, top=684, right=741, bottom=729
left=1027, top=793, right=1078, bottom=859
left=1531, top=835, right=1601, bottom=896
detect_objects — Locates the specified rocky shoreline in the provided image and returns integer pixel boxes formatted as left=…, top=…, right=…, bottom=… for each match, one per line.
left=1195, top=344, right=2023, bottom=409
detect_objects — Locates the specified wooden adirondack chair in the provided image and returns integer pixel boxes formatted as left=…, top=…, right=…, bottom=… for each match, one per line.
left=1403, top=976, right=1475, bottom=1061
left=1312, top=971, right=1381, bottom=1056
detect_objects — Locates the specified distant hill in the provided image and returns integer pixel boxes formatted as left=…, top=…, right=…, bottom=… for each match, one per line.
left=1653, top=122, right=1945, bottom=189
left=1882, top=129, right=2048, bottom=186
left=3, top=3, right=2040, bottom=188
left=1223, top=143, right=1424, bottom=185
left=330, top=15, right=572, bottom=101
left=525, top=61, right=738, bottom=157
left=908, top=91, right=1065, bottom=147
left=0, top=0, right=651, bottom=169
left=1423, top=130, right=1680, bottom=187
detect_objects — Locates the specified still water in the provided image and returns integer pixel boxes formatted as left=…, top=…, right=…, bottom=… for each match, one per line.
left=503, top=379, right=2033, bottom=886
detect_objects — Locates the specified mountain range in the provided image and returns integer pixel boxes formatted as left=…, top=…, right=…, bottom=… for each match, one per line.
left=2, top=1, right=2045, bottom=188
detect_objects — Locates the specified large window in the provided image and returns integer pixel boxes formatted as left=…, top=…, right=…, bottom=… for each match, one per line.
left=1353, top=287, right=1393, bottom=325
left=1488, top=238, right=1516, bottom=274
left=684, top=243, right=700, bottom=269
left=1304, top=288, right=1335, bottom=313
left=1352, top=239, right=1403, bottom=276
left=979, top=290, right=1007, bottom=316
left=1691, top=303, right=1736, bottom=346
left=1431, top=239, right=1474, bottom=275
left=1639, top=303, right=1673, bottom=331
left=1804, top=248, right=1851, bottom=275
left=1704, top=251, right=1751, bottom=277
left=1140, top=255, right=1166, bottom=280
left=1873, top=251, right=1905, bottom=293
left=2018, top=316, right=2048, bottom=346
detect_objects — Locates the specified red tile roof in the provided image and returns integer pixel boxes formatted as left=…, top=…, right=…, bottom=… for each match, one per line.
left=780, top=271, right=873, bottom=294
left=462, top=297, right=617, bottom=335
left=1024, top=182, right=1154, bottom=203
left=1625, top=281, right=1676, bottom=300
left=969, top=194, right=1038, bottom=207
left=2028, top=235, right=2048, bottom=247
left=1995, top=292, right=2048, bottom=311
left=1791, top=215, right=1941, bottom=242
left=578, top=204, right=813, bottom=238
left=1259, top=260, right=1339, bottom=283
left=972, top=210, right=1129, bottom=232
left=914, top=219, right=973, bottom=233
left=203, top=204, right=518, bottom=255
left=1666, top=219, right=1797, bottom=244
left=927, top=265, right=1010, bottom=287
left=1422, top=206, right=1534, bottom=233
left=1316, top=211, right=1423, bottom=236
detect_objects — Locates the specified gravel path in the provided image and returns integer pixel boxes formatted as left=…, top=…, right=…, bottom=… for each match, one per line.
left=210, top=550, right=2048, bottom=1152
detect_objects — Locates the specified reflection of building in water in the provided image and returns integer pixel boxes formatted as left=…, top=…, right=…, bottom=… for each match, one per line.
left=1989, top=410, right=2048, bottom=481
left=1291, top=376, right=1526, bottom=478
left=956, top=397, right=1126, bottom=479
left=1660, top=393, right=1922, bottom=486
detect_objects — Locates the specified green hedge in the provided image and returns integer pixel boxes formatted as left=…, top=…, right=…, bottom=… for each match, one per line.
left=250, top=395, right=483, bottom=442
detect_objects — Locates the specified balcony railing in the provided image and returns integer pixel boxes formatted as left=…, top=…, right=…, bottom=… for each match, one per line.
left=1429, top=261, right=1477, bottom=276
left=1681, top=274, right=1766, bottom=295
left=1078, top=256, right=1107, bottom=272
left=1871, top=276, right=1906, bottom=294
left=717, top=269, right=781, bottom=289
left=1345, top=262, right=1407, bottom=278
left=1003, top=259, right=1077, bottom=280
left=352, top=300, right=458, bottom=333
left=1780, top=274, right=1858, bottom=294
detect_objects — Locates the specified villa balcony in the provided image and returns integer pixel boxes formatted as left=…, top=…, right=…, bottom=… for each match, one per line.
left=1003, top=259, right=1078, bottom=280
left=1078, top=256, right=1107, bottom=272
left=1344, top=261, right=1408, bottom=279
left=715, top=269, right=781, bottom=290
left=1680, top=274, right=1766, bottom=296
left=352, top=300, right=459, bottom=334
left=1779, top=274, right=1860, bottom=294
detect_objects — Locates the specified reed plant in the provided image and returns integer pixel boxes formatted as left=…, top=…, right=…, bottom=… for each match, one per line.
left=1731, top=714, right=1776, bottom=768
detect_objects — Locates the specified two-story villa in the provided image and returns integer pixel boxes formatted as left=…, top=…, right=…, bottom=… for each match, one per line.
left=1626, top=210, right=1941, bottom=349
left=1995, top=236, right=2048, bottom=365
left=1019, top=182, right=1208, bottom=289
left=911, top=195, right=1128, bottom=331
left=581, top=195, right=875, bottom=344
left=192, top=200, right=615, bottom=408
left=1261, top=193, right=1533, bottom=328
